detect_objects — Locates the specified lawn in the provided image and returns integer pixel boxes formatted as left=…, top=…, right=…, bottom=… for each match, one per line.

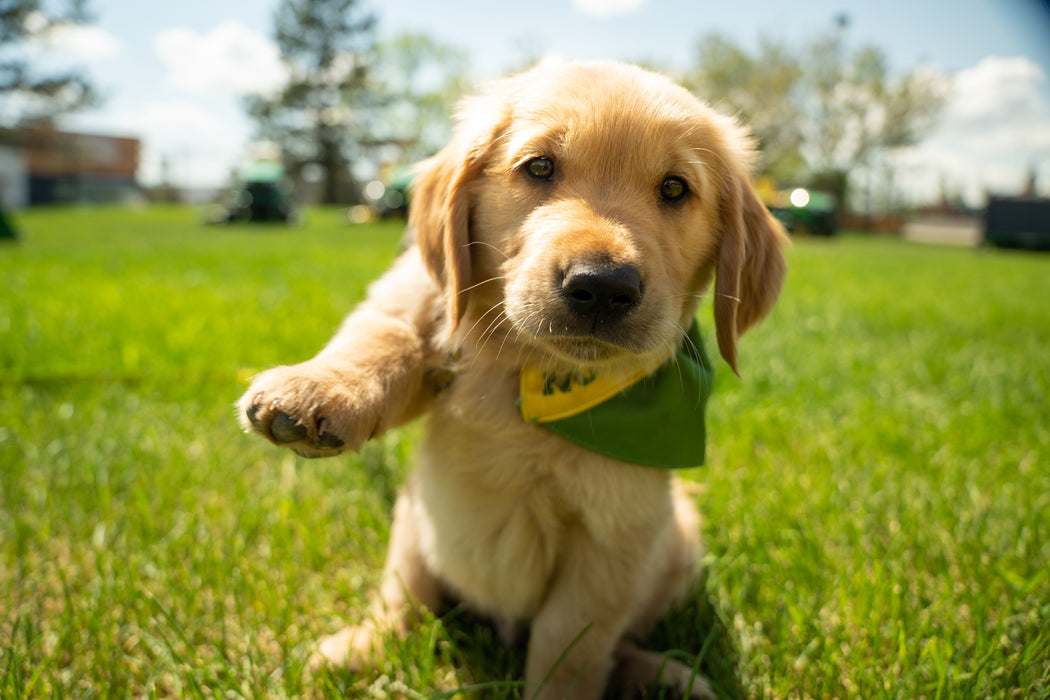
left=1, top=205, right=1048, bottom=699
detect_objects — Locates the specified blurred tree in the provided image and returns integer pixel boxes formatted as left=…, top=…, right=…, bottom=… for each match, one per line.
left=245, top=0, right=377, bottom=204
left=0, top=0, right=99, bottom=126
left=802, top=31, right=946, bottom=213
left=245, top=1, right=467, bottom=205
left=683, top=33, right=806, bottom=184
left=366, top=32, right=468, bottom=164
left=685, top=28, right=946, bottom=214
left=1022, top=163, right=1038, bottom=197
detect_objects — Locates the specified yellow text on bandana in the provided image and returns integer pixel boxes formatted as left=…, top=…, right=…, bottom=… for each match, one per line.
left=519, top=357, right=664, bottom=423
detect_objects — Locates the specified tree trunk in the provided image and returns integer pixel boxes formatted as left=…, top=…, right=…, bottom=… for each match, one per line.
left=319, top=134, right=343, bottom=205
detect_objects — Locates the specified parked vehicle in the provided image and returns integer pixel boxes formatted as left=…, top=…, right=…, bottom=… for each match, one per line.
left=217, top=160, right=296, bottom=224
left=984, top=196, right=1050, bottom=250
left=764, top=186, right=838, bottom=236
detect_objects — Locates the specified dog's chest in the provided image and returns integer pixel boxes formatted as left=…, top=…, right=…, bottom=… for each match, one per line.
left=411, top=366, right=669, bottom=619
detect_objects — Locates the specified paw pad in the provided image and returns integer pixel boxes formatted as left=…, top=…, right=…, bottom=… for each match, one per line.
left=270, top=412, right=308, bottom=443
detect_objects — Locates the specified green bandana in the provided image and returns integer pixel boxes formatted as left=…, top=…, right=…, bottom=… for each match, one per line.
left=518, top=322, right=714, bottom=469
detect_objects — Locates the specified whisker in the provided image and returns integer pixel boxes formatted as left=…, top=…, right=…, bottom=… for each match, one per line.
left=460, top=275, right=507, bottom=294
left=479, top=308, right=511, bottom=349
left=655, top=319, right=689, bottom=394
left=493, top=314, right=520, bottom=362
left=653, top=317, right=711, bottom=408
left=465, top=240, right=512, bottom=261
left=659, top=291, right=710, bottom=304
left=685, top=145, right=732, bottom=177
left=456, top=300, right=507, bottom=353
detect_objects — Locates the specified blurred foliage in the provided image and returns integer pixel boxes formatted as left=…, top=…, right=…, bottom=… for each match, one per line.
left=682, top=27, right=948, bottom=212
left=684, top=34, right=807, bottom=185
left=245, top=0, right=377, bottom=205
left=368, top=33, right=469, bottom=164
left=243, top=4, right=946, bottom=216
left=0, top=0, right=99, bottom=127
left=244, top=0, right=465, bottom=205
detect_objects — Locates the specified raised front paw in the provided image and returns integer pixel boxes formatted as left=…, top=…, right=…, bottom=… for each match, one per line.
left=238, top=362, right=390, bottom=458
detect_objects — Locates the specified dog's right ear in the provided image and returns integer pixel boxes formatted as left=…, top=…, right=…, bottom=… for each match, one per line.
left=410, top=94, right=507, bottom=332
left=410, top=146, right=474, bottom=331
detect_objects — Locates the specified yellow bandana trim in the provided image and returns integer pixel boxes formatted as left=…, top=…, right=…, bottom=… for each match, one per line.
left=519, top=355, right=666, bottom=423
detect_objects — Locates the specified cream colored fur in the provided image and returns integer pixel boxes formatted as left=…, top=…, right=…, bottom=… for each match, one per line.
left=238, top=60, right=787, bottom=699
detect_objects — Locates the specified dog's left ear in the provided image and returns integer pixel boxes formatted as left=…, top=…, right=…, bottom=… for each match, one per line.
left=713, top=173, right=789, bottom=375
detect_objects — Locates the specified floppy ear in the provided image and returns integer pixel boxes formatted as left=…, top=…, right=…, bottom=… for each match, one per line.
left=713, top=174, right=789, bottom=375
left=409, top=141, right=483, bottom=332
left=411, top=73, right=524, bottom=331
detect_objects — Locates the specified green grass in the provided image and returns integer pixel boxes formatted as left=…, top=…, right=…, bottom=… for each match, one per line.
left=2, top=206, right=1048, bottom=698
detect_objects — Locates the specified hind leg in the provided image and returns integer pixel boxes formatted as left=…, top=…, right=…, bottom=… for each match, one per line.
left=613, top=641, right=716, bottom=700
left=311, top=487, right=442, bottom=670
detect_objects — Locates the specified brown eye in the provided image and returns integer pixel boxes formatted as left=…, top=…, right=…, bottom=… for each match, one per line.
left=661, top=177, right=688, bottom=202
left=525, top=157, right=555, bottom=180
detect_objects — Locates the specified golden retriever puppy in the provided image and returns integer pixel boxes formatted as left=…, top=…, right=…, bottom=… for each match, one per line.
left=238, top=60, right=787, bottom=699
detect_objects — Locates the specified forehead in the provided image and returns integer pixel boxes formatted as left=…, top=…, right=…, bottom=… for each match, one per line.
left=496, top=66, right=723, bottom=181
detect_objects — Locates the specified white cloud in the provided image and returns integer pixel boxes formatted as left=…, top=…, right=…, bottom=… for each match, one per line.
left=897, top=56, right=1050, bottom=204
left=572, top=0, right=648, bottom=18
left=945, top=56, right=1046, bottom=127
left=154, top=20, right=287, bottom=96
left=39, top=25, right=123, bottom=62
left=111, top=100, right=228, bottom=139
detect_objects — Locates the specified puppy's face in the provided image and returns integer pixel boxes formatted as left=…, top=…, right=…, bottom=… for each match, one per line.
left=472, top=71, right=728, bottom=367
left=413, top=61, right=787, bottom=373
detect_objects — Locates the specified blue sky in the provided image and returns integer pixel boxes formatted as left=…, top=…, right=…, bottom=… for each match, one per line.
left=24, top=0, right=1050, bottom=203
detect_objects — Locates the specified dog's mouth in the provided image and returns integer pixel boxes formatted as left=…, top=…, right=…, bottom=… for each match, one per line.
left=502, top=260, right=669, bottom=364
left=515, top=311, right=665, bottom=366
left=538, top=334, right=634, bottom=363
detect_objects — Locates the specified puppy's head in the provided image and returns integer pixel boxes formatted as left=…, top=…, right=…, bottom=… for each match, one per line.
left=411, top=60, right=787, bottom=374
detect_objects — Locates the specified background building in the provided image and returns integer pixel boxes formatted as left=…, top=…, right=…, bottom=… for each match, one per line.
left=0, top=125, right=141, bottom=207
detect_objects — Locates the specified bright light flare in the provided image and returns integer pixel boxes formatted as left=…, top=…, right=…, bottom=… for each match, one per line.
left=790, top=188, right=811, bottom=208
left=364, top=180, right=386, bottom=201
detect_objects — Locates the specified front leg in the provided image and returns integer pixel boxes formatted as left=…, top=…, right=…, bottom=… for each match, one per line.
left=524, top=528, right=643, bottom=700
left=239, top=311, right=427, bottom=456
left=238, top=248, right=445, bottom=457
left=311, top=482, right=445, bottom=670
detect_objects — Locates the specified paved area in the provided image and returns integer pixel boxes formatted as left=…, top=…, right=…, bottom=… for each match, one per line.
left=902, top=219, right=981, bottom=247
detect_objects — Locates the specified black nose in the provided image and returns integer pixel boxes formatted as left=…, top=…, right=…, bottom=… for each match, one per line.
left=561, top=262, right=642, bottom=322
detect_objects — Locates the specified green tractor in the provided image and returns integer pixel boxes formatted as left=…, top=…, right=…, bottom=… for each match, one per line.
left=220, top=160, right=296, bottom=224
left=761, top=182, right=838, bottom=236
